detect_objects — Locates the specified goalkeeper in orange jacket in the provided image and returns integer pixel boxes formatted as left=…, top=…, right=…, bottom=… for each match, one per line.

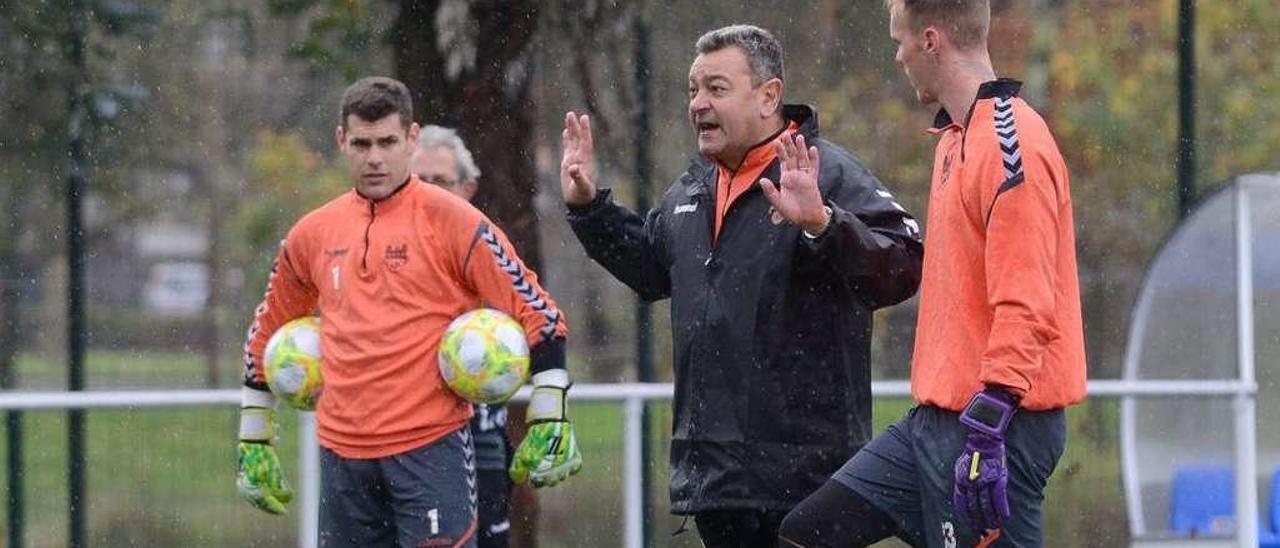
left=235, top=77, right=580, bottom=547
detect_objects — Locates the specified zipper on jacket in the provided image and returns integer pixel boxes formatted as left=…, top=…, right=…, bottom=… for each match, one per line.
left=709, top=124, right=787, bottom=257
left=708, top=162, right=765, bottom=264
left=708, top=169, right=725, bottom=261
left=706, top=170, right=721, bottom=267
left=362, top=200, right=375, bottom=270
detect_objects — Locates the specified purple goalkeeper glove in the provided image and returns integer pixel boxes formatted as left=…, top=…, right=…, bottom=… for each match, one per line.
left=953, top=386, right=1018, bottom=531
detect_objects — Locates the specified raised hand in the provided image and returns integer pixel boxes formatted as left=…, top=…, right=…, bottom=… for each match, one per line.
left=560, top=112, right=597, bottom=206
left=758, top=134, right=829, bottom=235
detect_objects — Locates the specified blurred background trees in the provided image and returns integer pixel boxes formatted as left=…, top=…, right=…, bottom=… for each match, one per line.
left=8, top=0, right=1276, bottom=387
left=2, top=0, right=1279, bottom=545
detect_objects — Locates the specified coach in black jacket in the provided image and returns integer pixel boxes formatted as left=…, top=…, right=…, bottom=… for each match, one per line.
left=560, top=25, right=923, bottom=547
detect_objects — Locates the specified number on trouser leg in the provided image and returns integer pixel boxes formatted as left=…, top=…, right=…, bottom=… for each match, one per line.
left=941, top=520, right=956, bottom=548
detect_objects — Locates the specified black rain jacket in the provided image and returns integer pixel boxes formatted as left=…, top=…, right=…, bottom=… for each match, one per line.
left=567, top=105, right=924, bottom=512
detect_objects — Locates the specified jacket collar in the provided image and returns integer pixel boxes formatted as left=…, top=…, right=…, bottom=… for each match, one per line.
left=685, top=104, right=819, bottom=196
left=352, top=174, right=420, bottom=211
left=782, top=104, right=820, bottom=139
left=728, top=121, right=795, bottom=175
left=930, top=78, right=1023, bottom=131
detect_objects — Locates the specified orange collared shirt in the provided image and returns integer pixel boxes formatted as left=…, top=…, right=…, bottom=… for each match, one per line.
left=911, top=80, right=1086, bottom=411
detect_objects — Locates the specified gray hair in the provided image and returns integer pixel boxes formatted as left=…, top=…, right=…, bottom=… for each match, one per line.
left=694, top=25, right=784, bottom=86
left=418, top=125, right=482, bottom=181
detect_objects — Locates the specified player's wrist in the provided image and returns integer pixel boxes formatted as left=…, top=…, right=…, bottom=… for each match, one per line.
left=984, top=385, right=1020, bottom=405
left=959, top=386, right=1017, bottom=437
left=528, top=369, right=570, bottom=423
left=529, top=338, right=567, bottom=375
left=532, top=369, right=569, bottom=389
left=239, top=407, right=276, bottom=443
left=241, top=385, right=278, bottom=409
left=239, top=386, right=278, bottom=442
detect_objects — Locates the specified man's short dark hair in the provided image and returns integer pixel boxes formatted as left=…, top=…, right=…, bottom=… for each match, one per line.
left=694, top=24, right=784, bottom=86
left=339, top=76, right=413, bottom=129
left=888, top=0, right=990, bottom=50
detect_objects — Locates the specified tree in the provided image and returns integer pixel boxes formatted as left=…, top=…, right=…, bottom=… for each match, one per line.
left=0, top=0, right=155, bottom=375
left=393, top=0, right=545, bottom=268
left=270, top=0, right=546, bottom=269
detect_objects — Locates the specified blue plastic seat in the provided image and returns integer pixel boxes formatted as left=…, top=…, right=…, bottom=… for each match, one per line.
left=1169, top=465, right=1280, bottom=546
left=1271, top=468, right=1280, bottom=534
left=1171, top=465, right=1237, bottom=536
left=1262, top=468, right=1280, bottom=547
left=1263, top=527, right=1280, bottom=546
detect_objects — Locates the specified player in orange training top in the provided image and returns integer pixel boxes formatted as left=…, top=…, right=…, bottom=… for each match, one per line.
left=235, top=77, right=581, bottom=548
left=780, top=1, right=1086, bottom=546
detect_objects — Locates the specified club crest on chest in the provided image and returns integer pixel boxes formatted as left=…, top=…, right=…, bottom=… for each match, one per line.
left=385, top=244, right=409, bottom=272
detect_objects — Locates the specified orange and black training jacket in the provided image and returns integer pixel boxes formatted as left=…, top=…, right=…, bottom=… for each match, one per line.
left=911, top=79, right=1086, bottom=412
left=242, top=177, right=568, bottom=458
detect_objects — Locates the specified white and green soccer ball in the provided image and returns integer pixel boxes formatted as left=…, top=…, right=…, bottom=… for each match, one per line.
left=438, top=308, right=530, bottom=404
left=263, top=316, right=324, bottom=411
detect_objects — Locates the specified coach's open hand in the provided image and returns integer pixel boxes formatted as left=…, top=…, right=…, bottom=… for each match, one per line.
left=560, top=112, right=598, bottom=207
left=759, top=134, right=830, bottom=235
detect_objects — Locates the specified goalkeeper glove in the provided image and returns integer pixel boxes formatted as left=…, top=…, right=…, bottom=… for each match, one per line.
left=953, top=386, right=1017, bottom=531
left=237, top=387, right=293, bottom=515
left=510, top=369, right=582, bottom=487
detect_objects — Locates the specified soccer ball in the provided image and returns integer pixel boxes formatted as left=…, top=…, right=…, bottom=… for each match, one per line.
left=263, top=316, right=324, bottom=411
left=438, top=308, right=530, bottom=404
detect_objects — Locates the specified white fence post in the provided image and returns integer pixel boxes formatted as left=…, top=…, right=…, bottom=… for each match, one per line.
left=299, top=412, right=319, bottom=548
left=623, top=396, right=645, bottom=548
left=1234, top=183, right=1258, bottom=548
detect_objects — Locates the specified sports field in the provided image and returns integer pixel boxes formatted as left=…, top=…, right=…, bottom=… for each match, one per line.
left=0, top=351, right=1124, bottom=547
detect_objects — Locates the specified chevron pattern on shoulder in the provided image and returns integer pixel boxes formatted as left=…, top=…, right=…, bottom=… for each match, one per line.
left=994, top=96, right=1023, bottom=182
left=480, top=223, right=562, bottom=340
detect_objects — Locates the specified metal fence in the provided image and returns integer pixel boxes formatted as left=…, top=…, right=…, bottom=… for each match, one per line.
left=0, top=379, right=1258, bottom=548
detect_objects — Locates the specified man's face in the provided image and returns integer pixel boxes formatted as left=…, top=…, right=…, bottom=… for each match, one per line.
left=410, top=145, right=475, bottom=201
left=336, top=113, right=419, bottom=201
left=687, top=47, right=776, bottom=166
left=890, top=5, right=938, bottom=105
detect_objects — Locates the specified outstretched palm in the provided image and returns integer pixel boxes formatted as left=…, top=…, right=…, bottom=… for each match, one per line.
left=560, top=112, right=597, bottom=206
left=759, top=134, right=827, bottom=234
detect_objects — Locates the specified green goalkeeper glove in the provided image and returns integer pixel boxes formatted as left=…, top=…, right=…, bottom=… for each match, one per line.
left=237, top=387, right=293, bottom=515
left=510, top=370, right=582, bottom=487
